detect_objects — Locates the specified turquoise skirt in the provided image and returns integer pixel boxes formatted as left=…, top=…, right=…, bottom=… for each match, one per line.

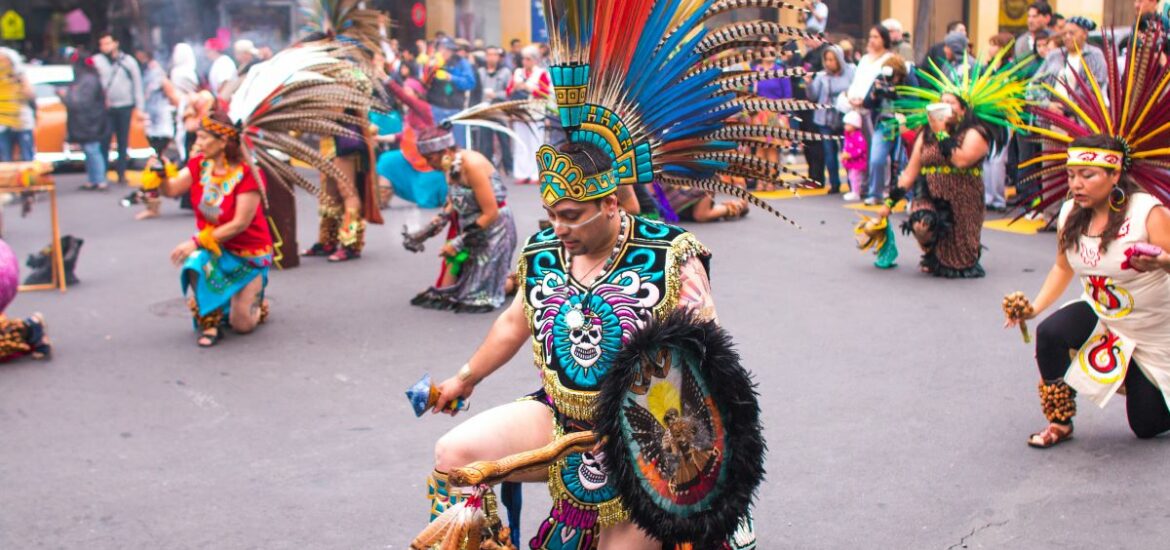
left=376, top=150, right=448, bottom=209
left=181, top=250, right=270, bottom=325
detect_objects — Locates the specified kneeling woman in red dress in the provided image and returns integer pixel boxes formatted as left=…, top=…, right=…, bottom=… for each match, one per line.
left=156, top=110, right=273, bottom=347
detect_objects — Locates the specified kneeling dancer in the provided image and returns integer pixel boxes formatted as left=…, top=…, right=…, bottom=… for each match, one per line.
left=1008, top=30, right=1170, bottom=447
left=413, top=0, right=827, bottom=546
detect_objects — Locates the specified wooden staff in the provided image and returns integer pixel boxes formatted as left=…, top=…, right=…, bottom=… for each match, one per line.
left=449, top=431, right=598, bottom=487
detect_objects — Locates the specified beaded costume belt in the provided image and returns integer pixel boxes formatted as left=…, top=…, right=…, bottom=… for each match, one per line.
left=921, top=165, right=982, bottom=177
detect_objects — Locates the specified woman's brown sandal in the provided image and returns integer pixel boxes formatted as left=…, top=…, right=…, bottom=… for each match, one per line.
left=1028, top=423, right=1073, bottom=449
left=1030, top=380, right=1076, bottom=448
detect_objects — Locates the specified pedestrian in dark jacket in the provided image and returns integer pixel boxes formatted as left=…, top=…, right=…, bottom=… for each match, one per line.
left=65, top=55, right=110, bottom=190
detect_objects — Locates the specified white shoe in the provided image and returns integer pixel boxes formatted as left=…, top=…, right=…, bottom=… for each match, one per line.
left=863, top=197, right=878, bottom=206
left=785, top=154, right=798, bottom=165
left=842, top=192, right=860, bottom=201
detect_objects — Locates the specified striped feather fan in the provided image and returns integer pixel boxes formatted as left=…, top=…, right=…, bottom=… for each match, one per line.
left=541, top=0, right=835, bottom=226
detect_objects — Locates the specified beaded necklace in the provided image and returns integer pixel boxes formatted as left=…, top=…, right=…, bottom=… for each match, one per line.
left=569, top=210, right=629, bottom=287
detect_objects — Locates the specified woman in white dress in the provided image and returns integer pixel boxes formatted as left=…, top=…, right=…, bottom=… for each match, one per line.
left=1006, top=134, right=1170, bottom=448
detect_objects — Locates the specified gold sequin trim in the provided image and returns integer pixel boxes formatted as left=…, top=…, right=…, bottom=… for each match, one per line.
left=541, top=366, right=599, bottom=421
left=653, top=232, right=710, bottom=320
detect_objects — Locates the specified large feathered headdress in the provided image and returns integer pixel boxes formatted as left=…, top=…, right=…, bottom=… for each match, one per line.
left=891, top=45, right=1033, bottom=144
left=299, top=0, right=384, bottom=60
left=416, top=100, right=548, bottom=155
left=297, top=0, right=392, bottom=105
left=538, top=0, right=835, bottom=227
left=1019, top=26, right=1170, bottom=211
left=221, top=44, right=377, bottom=200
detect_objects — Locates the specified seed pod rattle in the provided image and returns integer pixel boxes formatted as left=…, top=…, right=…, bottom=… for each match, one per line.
left=1002, top=291, right=1034, bottom=344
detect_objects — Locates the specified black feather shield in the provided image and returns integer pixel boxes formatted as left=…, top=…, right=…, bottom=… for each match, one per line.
left=595, top=310, right=765, bottom=547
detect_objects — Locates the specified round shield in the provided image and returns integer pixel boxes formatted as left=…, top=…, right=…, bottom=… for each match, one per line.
left=596, top=310, right=764, bottom=547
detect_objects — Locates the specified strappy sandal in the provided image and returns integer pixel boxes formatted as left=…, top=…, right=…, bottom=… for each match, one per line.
left=327, top=246, right=361, bottom=262
left=1028, top=423, right=1073, bottom=449
left=197, top=328, right=222, bottom=348
left=302, top=243, right=337, bottom=257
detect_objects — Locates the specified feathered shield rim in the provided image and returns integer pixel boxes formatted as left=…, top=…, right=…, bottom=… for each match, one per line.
left=595, top=309, right=765, bottom=547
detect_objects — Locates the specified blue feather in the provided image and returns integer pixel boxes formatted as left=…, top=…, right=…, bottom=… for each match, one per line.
left=627, top=1, right=714, bottom=103
left=626, top=0, right=683, bottom=87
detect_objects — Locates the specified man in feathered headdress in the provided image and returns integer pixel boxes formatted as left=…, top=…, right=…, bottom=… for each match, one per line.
left=410, top=1, right=837, bottom=548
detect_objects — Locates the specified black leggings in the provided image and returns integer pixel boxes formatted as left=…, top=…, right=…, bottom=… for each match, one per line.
left=1036, top=301, right=1170, bottom=438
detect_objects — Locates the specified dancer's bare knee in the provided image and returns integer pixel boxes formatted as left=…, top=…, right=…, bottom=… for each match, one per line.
left=433, top=431, right=473, bottom=472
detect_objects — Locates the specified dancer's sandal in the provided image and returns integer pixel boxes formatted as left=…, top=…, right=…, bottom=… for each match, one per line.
left=1027, top=423, right=1073, bottom=449
left=302, top=243, right=337, bottom=257
left=197, top=328, right=222, bottom=348
left=327, top=246, right=360, bottom=262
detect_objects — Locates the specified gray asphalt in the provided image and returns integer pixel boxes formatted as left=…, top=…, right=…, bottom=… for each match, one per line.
left=1, top=171, right=1167, bottom=549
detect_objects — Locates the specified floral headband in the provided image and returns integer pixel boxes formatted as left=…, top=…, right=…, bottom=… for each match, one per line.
left=201, top=116, right=240, bottom=142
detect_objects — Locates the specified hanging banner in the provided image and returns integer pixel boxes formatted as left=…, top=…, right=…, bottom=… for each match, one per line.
left=531, top=0, right=548, bottom=44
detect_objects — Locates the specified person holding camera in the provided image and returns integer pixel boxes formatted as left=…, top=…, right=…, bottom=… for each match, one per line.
left=862, top=56, right=910, bottom=205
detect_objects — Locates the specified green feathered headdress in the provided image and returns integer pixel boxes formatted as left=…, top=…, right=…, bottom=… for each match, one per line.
left=890, top=43, right=1035, bottom=135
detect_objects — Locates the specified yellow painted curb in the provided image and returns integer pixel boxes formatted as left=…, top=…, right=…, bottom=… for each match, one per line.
left=984, top=217, right=1046, bottom=235
left=753, top=186, right=829, bottom=200
left=844, top=200, right=906, bottom=213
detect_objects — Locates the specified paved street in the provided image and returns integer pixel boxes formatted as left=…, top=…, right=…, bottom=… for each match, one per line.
left=1, top=170, right=1168, bottom=549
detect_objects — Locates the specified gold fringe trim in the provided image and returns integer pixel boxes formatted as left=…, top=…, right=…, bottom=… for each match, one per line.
left=541, top=366, right=600, bottom=421
left=653, top=232, right=710, bottom=320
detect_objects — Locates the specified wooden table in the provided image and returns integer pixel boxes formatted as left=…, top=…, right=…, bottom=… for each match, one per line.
left=0, top=162, right=66, bottom=292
